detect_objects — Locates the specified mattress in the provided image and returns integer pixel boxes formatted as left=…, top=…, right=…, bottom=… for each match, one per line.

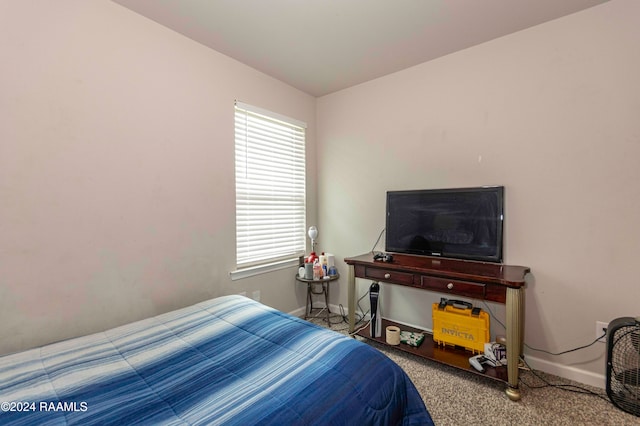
left=0, top=295, right=433, bottom=425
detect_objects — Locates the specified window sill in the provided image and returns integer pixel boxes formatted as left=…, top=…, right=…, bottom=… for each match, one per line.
left=230, top=258, right=300, bottom=281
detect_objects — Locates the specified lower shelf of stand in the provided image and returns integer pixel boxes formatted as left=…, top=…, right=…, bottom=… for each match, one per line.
left=356, top=318, right=508, bottom=383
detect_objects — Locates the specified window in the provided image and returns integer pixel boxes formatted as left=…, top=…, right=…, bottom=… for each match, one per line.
left=233, top=101, right=306, bottom=275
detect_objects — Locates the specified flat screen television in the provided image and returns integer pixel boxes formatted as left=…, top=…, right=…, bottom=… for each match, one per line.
left=385, top=186, right=504, bottom=263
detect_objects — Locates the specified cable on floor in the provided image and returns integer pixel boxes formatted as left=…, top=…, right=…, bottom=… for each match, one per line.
left=480, top=301, right=610, bottom=401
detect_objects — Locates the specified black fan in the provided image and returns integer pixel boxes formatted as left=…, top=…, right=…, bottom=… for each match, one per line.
left=606, top=316, right=640, bottom=417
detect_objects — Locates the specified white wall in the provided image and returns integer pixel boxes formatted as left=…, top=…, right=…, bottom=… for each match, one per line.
left=0, top=0, right=316, bottom=355
left=317, top=0, right=640, bottom=387
left=2, top=0, right=637, bottom=389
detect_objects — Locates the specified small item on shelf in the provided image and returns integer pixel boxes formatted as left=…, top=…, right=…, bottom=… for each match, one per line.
left=328, top=266, right=338, bottom=276
left=319, top=253, right=330, bottom=277
left=313, top=262, right=322, bottom=280
left=386, top=326, right=401, bottom=345
left=400, top=331, right=425, bottom=347
left=325, top=253, right=335, bottom=268
left=304, top=262, right=313, bottom=280
left=469, top=354, right=487, bottom=372
left=484, top=342, right=507, bottom=366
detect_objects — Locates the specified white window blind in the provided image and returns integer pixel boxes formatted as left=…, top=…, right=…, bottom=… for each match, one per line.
left=234, top=101, right=306, bottom=268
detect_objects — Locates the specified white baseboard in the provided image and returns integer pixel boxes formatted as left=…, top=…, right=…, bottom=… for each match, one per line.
left=288, top=306, right=307, bottom=318
left=289, top=303, right=358, bottom=320
left=289, top=304, right=350, bottom=316
left=523, top=354, right=606, bottom=389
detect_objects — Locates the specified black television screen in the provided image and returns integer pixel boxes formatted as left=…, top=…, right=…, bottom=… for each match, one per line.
left=385, top=186, right=504, bottom=263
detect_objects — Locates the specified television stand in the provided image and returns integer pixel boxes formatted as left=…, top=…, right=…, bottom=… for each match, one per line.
left=344, top=253, right=530, bottom=401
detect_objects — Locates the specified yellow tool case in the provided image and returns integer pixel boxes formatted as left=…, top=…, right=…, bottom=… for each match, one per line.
left=432, top=298, right=490, bottom=353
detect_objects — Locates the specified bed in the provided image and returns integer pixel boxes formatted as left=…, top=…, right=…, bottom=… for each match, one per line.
left=0, top=295, right=433, bottom=425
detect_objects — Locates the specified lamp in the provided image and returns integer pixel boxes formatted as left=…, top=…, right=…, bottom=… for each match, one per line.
left=306, top=226, right=318, bottom=263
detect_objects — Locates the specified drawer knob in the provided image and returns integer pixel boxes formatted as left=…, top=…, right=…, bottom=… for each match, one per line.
left=384, top=273, right=391, bottom=279
left=447, top=282, right=454, bottom=290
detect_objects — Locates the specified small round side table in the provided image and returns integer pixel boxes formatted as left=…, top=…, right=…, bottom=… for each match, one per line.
left=295, top=273, right=340, bottom=324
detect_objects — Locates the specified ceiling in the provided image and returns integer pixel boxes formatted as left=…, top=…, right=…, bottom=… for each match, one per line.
left=112, top=0, right=608, bottom=97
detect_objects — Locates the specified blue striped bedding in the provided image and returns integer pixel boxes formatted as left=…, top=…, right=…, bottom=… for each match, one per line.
left=0, top=295, right=433, bottom=425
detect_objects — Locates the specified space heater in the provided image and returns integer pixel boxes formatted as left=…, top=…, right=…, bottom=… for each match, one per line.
left=606, top=316, right=640, bottom=417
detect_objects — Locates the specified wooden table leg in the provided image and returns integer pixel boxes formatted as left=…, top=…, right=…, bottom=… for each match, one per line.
left=505, top=286, right=524, bottom=401
left=348, top=265, right=355, bottom=334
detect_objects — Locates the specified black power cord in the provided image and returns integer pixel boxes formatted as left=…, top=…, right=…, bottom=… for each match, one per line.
left=332, top=290, right=370, bottom=332
left=310, top=228, right=383, bottom=331
left=370, top=228, right=385, bottom=255
left=480, top=301, right=610, bottom=400
left=326, top=228, right=384, bottom=332
left=481, top=300, right=606, bottom=355
left=525, top=332, right=607, bottom=356
left=518, top=356, right=610, bottom=402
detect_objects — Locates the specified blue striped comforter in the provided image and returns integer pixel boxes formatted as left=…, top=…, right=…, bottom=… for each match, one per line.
left=0, top=295, right=432, bottom=425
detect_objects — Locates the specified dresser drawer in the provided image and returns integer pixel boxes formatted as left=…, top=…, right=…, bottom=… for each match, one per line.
left=364, top=267, right=415, bottom=286
left=421, top=276, right=486, bottom=299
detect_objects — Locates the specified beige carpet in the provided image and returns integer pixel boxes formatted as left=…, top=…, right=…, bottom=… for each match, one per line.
left=306, top=313, right=640, bottom=426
